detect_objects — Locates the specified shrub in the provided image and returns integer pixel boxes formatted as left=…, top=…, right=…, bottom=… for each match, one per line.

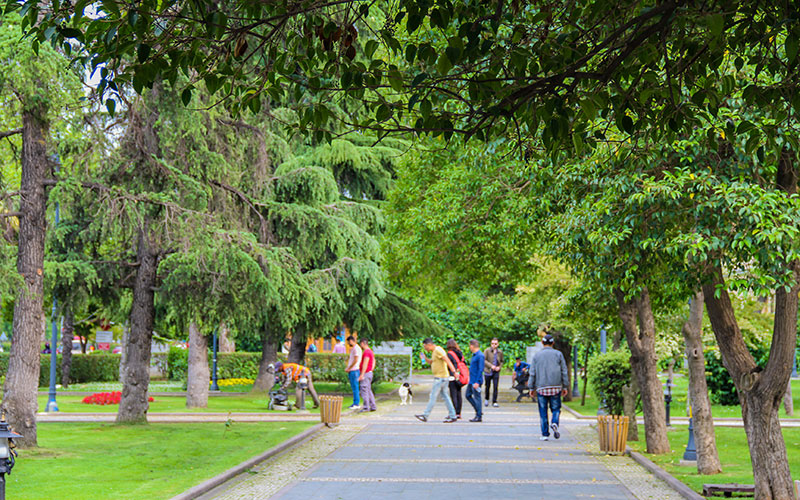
left=36, top=353, right=121, bottom=386
left=166, top=350, right=411, bottom=384
left=704, top=344, right=769, bottom=406
left=587, top=350, right=632, bottom=415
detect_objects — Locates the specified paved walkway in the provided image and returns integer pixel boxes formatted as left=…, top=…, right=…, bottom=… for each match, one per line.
left=199, top=377, right=684, bottom=500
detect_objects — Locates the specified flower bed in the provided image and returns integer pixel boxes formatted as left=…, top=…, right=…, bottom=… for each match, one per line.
left=215, top=378, right=254, bottom=387
left=82, top=392, right=154, bottom=405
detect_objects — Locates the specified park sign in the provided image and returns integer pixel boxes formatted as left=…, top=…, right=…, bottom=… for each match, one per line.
left=95, top=331, right=113, bottom=351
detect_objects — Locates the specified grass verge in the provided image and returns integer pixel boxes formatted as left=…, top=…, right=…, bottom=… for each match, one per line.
left=38, top=382, right=399, bottom=413
left=628, top=425, right=800, bottom=493
left=8, top=421, right=315, bottom=500
left=565, top=378, right=800, bottom=419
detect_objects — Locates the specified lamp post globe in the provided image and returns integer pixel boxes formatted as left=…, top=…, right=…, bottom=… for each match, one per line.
left=0, top=415, right=22, bottom=500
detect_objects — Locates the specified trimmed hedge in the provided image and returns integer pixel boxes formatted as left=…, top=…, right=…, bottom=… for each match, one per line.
left=0, top=353, right=122, bottom=387
left=166, top=348, right=411, bottom=386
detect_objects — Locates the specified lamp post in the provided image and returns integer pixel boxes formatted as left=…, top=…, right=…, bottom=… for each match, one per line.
left=0, top=414, right=22, bottom=500
left=664, top=382, right=675, bottom=426
left=683, top=406, right=698, bottom=462
left=46, top=157, right=61, bottom=413
left=210, top=327, right=219, bottom=391
left=600, top=326, right=607, bottom=354
left=572, top=345, right=580, bottom=397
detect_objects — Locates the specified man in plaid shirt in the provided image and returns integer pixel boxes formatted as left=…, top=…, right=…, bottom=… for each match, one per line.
left=528, top=334, right=569, bottom=441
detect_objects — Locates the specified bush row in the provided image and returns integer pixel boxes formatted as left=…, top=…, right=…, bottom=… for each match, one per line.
left=166, top=348, right=411, bottom=386
left=0, top=353, right=123, bottom=386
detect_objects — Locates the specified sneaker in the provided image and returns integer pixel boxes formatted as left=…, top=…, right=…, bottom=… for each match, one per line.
left=456, top=414, right=461, bottom=419
left=469, top=416, right=482, bottom=422
left=414, top=414, right=427, bottom=422
left=551, top=423, right=560, bottom=439
left=348, top=404, right=360, bottom=410
left=492, top=402, right=499, bottom=408
left=443, top=417, right=457, bottom=423
left=484, top=400, right=489, bottom=407
left=539, top=436, right=549, bottom=441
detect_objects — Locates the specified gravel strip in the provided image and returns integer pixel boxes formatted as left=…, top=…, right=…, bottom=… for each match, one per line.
left=570, top=425, right=685, bottom=500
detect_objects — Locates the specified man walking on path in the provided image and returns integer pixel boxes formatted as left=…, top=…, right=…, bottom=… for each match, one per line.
left=528, top=334, right=569, bottom=441
left=483, top=338, right=503, bottom=407
left=345, top=335, right=362, bottom=410
left=416, top=337, right=458, bottom=423
left=358, top=338, right=377, bottom=412
left=465, top=339, right=485, bottom=422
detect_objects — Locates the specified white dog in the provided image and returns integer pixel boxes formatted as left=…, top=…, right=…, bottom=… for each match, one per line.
left=399, top=382, right=413, bottom=405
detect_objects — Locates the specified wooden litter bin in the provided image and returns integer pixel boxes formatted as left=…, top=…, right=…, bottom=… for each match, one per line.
left=597, top=415, right=629, bottom=454
left=319, top=395, right=343, bottom=426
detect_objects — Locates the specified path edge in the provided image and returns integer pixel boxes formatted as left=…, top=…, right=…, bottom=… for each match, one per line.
left=628, top=450, right=705, bottom=500
left=169, top=422, right=326, bottom=500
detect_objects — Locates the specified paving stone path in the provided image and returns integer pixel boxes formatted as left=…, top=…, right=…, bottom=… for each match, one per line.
left=201, top=379, right=685, bottom=500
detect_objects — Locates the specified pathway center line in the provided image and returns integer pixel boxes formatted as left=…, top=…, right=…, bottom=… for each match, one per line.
left=304, top=477, right=619, bottom=486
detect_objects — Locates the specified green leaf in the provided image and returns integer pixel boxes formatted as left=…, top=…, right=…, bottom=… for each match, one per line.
left=101, top=0, right=119, bottom=17
left=411, top=72, right=428, bottom=86
left=407, top=13, right=421, bottom=33
left=105, top=98, right=116, bottom=116
left=736, top=120, right=756, bottom=135
left=786, top=33, right=799, bottom=63
left=388, top=70, right=403, bottom=91
left=137, top=44, right=151, bottom=63
left=708, top=14, right=724, bottom=39
left=364, top=40, right=378, bottom=59
left=437, top=52, right=452, bottom=75
left=181, top=87, right=192, bottom=106
left=376, top=103, right=392, bottom=122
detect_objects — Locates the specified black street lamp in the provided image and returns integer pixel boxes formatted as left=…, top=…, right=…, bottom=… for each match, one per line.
left=0, top=415, right=21, bottom=500
left=210, top=327, right=219, bottom=391
left=664, top=381, right=676, bottom=426
left=683, top=414, right=698, bottom=462
left=46, top=156, right=61, bottom=413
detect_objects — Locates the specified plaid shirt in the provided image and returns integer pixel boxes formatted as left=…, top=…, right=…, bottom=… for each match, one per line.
left=537, top=386, right=561, bottom=396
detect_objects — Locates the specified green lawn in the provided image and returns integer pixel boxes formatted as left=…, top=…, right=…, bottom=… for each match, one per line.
left=7, top=421, right=315, bottom=500
left=39, top=382, right=399, bottom=413
left=628, top=425, right=800, bottom=493
left=566, top=377, right=800, bottom=419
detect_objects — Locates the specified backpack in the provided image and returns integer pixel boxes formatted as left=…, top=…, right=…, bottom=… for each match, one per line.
left=449, top=351, right=469, bottom=385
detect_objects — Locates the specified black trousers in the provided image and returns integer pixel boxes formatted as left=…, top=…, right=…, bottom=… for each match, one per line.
left=449, top=380, right=463, bottom=415
left=484, top=371, right=500, bottom=403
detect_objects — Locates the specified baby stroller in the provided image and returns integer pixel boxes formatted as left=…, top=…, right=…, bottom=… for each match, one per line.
left=515, top=370, right=531, bottom=402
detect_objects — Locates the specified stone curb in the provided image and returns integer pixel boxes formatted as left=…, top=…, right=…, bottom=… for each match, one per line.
left=628, top=450, right=705, bottom=500
left=169, top=423, right=326, bottom=500
left=561, top=404, right=800, bottom=427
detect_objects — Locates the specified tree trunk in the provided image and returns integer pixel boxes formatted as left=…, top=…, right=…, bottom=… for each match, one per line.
left=186, top=321, right=209, bottom=408
left=288, top=324, right=307, bottom=364
left=704, top=268, right=796, bottom=500
left=612, top=330, right=622, bottom=351
left=117, top=230, right=158, bottom=424
left=1, top=109, right=49, bottom=447
left=682, top=291, right=722, bottom=475
left=622, top=375, right=639, bottom=441
left=615, top=288, right=670, bottom=454
left=252, top=327, right=278, bottom=393
left=219, top=323, right=235, bottom=352
left=60, top=308, right=74, bottom=388
left=783, top=381, right=793, bottom=417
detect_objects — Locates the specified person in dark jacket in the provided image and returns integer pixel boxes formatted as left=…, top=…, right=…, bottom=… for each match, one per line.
left=483, top=338, right=503, bottom=407
left=465, top=339, right=485, bottom=422
left=528, top=334, right=569, bottom=441
left=445, top=339, right=464, bottom=419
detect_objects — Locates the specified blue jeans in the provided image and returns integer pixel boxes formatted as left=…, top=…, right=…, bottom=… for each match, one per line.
left=424, top=377, right=456, bottom=419
left=348, top=370, right=360, bottom=406
left=465, top=384, right=482, bottom=418
left=537, top=393, right=562, bottom=436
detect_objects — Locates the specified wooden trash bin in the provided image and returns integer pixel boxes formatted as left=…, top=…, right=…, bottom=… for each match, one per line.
left=597, top=415, right=629, bottom=454
left=319, top=395, right=343, bottom=426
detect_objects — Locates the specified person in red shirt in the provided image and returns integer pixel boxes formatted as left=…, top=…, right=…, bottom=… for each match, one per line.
left=358, top=338, right=377, bottom=412
left=274, top=361, right=320, bottom=409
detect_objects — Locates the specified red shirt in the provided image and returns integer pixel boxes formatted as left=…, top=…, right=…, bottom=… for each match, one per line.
left=361, top=348, right=375, bottom=373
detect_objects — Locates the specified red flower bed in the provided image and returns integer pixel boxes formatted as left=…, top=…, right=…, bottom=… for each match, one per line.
left=82, top=392, right=154, bottom=405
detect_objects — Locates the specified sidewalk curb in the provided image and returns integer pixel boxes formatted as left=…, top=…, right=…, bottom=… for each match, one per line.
left=628, top=450, right=705, bottom=500
left=169, top=422, right=326, bottom=500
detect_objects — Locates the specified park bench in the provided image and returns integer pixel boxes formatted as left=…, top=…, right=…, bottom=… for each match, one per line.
left=702, top=484, right=755, bottom=498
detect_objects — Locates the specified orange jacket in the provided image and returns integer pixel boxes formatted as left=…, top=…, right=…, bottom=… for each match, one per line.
left=281, top=363, right=310, bottom=381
